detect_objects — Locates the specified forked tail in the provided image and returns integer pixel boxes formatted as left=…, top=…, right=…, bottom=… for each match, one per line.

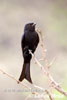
left=19, top=62, right=32, bottom=84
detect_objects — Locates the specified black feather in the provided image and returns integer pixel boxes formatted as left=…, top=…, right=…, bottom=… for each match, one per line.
left=18, top=23, right=39, bottom=84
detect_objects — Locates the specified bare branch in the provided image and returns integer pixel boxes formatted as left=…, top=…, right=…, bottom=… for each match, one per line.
left=29, top=49, right=67, bottom=97
left=0, top=29, right=67, bottom=100
left=25, top=94, right=32, bottom=100
left=0, top=68, right=48, bottom=100
left=0, top=68, right=31, bottom=89
left=45, top=90, right=54, bottom=100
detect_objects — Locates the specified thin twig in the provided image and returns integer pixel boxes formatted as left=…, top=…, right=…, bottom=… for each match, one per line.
left=29, top=50, right=67, bottom=97
left=0, top=68, right=47, bottom=100
left=45, top=90, right=54, bottom=100
left=37, top=30, right=49, bottom=69
left=0, top=68, right=31, bottom=89
left=25, top=94, right=32, bottom=100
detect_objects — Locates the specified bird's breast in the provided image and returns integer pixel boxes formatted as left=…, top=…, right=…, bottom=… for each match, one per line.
left=25, top=32, right=37, bottom=48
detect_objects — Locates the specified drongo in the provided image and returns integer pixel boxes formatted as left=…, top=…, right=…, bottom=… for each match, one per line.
left=18, top=23, right=39, bottom=84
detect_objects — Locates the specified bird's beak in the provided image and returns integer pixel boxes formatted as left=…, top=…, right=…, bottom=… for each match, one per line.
left=32, top=23, right=36, bottom=27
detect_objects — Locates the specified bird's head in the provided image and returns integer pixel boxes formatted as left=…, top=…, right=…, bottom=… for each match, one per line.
left=24, top=23, right=36, bottom=32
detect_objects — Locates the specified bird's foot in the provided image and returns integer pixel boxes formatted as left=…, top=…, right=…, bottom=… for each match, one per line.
left=17, top=80, right=20, bottom=84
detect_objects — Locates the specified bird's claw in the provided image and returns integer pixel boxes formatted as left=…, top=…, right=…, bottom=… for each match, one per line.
left=17, top=80, right=20, bottom=84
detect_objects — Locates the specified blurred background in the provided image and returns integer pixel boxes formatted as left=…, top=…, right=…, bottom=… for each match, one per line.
left=0, top=0, right=67, bottom=100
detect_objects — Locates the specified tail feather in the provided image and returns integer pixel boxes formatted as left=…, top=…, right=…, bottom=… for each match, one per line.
left=19, top=62, right=32, bottom=84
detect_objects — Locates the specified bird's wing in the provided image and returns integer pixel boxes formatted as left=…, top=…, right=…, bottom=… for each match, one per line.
left=32, top=33, right=39, bottom=53
left=35, top=33, right=39, bottom=47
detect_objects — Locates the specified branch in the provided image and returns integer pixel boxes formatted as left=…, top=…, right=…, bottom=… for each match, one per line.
left=38, top=30, right=49, bottom=69
left=29, top=37, right=67, bottom=97
left=38, top=30, right=67, bottom=97
left=0, top=30, right=67, bottom=100
left=0, top=68, right=31, bottom=89
left=45, top=90, right=54, bottom=100
left=0, top=68, right=51, bottom=100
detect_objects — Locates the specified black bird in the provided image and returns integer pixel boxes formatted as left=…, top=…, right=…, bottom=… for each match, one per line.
left=18, top=23, right=39, bottom=84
